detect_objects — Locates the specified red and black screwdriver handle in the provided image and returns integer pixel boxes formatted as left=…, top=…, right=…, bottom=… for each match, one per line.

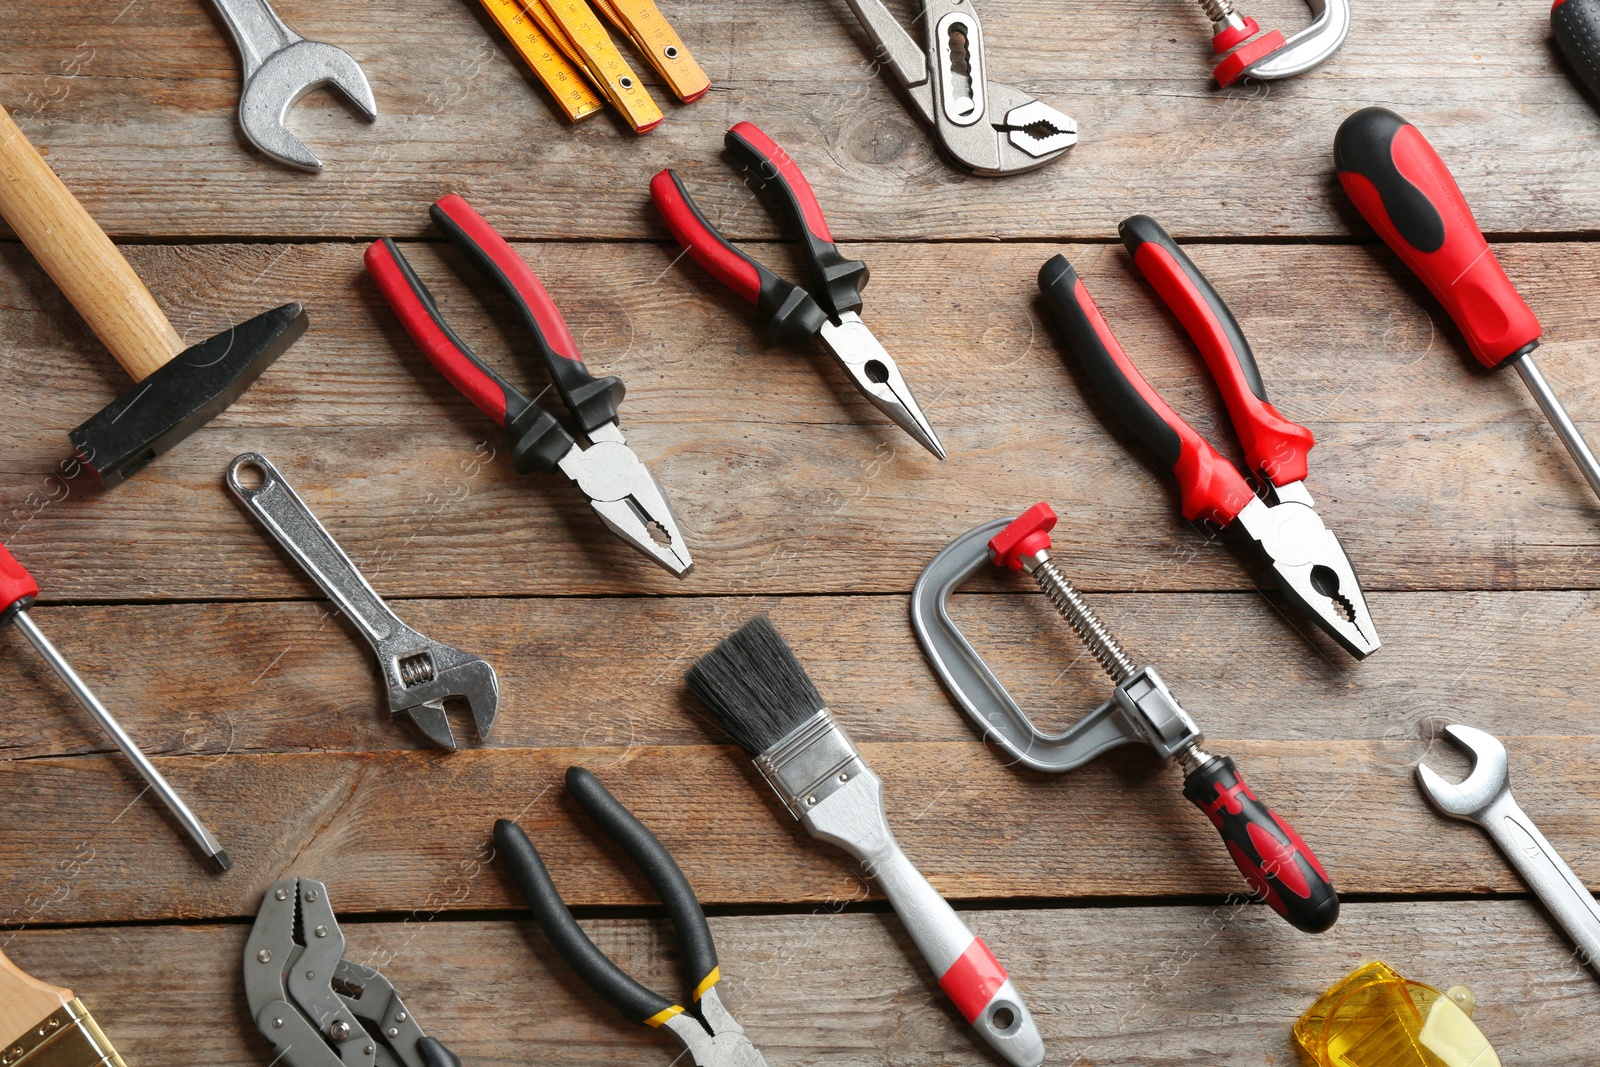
left=1334, top=107, right=1541, bottom=369
left=494, top=767, right=719, bottom=1029
left=651, top=167, right=830, bottom=348
left=1554, top=0, right=1600, bottom=110
left=1183, top=753, right=1340, bottom=933
left=1037, top=255, right=1258, bottom=526
left=723, top=122, right=869, bottom=320
left=1119, top=215, right=1315, bottom=488
left=0, top=543, right=38, bottom=628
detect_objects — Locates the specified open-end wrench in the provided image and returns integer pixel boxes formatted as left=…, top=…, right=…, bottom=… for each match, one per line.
left=208, top=0, right=377, bottom=171
left=226, top=453, right=499, bottom=750
left=1417, top=724, right=1600, bottom=975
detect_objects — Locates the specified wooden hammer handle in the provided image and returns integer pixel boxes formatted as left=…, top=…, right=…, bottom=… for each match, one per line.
left=0, top=106, right=183, bottom=382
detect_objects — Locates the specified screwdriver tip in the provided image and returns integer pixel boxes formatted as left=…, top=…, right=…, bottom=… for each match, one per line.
left=211, top=850, right=233, bottom=873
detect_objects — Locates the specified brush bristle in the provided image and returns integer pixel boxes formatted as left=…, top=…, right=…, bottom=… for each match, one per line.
left=687, top=615, right=827, bottom=755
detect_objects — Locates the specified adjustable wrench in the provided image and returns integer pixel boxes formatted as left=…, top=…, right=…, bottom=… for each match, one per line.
left=1417, top=724, right=1600, bottom=975
left=226, top=453, right=499, bottom=749
left=207, top=0, right=378, bottom=171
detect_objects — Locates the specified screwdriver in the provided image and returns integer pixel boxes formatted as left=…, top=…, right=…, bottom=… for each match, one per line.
left=0, top=543, right=230, bottom=871
left=1334, top=106, right=1600, bottom=503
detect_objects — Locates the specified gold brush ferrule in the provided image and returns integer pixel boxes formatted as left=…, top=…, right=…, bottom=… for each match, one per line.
left=0, top=1000, right=126, bottom=1067
left=754, top=709, right=868, bottom=819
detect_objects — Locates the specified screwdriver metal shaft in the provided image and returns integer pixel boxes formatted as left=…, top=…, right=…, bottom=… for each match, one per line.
left=1511, top=353, right=1600, bottom=504
left=10, top=609, right=230, bottom=871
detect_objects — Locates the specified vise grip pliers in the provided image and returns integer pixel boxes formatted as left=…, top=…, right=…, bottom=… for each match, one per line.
left=840, top=0, right=1076, bottom=174
left=367, top=195, right=692, bottom=577
left=1038, top=215, right=1378, bottom=660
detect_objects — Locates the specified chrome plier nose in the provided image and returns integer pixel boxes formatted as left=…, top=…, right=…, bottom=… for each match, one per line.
left=367, top=194, right=693, bottom=578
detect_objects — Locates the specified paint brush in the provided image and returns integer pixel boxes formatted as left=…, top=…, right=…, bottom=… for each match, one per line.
left=687, top=615, right=1045, bottom=1067
left=0, top=950, right=127, bottom=1066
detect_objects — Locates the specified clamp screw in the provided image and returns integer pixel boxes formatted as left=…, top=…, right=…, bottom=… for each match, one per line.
left=314, top=924, right=328, bottom=938
left=330, top=1021, right=351, bottom=1041
left=257, top=949, right=273, bottom=963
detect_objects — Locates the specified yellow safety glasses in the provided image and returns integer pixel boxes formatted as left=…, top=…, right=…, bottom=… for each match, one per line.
left=1294, top=961, right=1501, bottom=1067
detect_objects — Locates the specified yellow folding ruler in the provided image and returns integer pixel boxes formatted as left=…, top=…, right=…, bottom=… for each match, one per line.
left=591, top=0, right=711, bottom=102
left=477, top=0, right=604, bottom=122
left=538, top=0, right=663, bottom=132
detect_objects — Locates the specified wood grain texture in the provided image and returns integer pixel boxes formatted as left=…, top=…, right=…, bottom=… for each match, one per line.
left=3, top=239, right=1600, bottom=599
left=2, top=0, right=1599, bottom=240
left=0, top=736, right=1593, bottom=924
left=2, top=902, right=1593, bottom=1064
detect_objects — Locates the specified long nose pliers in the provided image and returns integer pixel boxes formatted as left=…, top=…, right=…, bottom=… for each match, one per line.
left=650, top=122, right=946, bottom=460
left=366, top=195, right=692, bottom=577
left=495, top=767, right=768, bottom=1067
left=1038, top=215, right=1379, bottom=659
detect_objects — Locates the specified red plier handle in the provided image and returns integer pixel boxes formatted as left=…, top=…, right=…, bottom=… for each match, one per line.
left=1119, top=215, right=1315, bottom=487
left=1038, top=255, right=1256, bottom=526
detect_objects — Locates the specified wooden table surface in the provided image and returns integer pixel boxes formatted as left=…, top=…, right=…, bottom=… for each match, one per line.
left=3, top=0, right=1599, bottom=1062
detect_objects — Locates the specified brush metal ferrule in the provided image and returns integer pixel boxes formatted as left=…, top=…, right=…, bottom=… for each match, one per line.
left=0, top=999, right=127, bottom=1067
left=755, top=708, right=867, bottom=819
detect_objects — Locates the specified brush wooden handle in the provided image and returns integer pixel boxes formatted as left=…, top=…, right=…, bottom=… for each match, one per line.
left=0, top=947, right=73, bottom=1049
left=0, top=105, right=183, bottom=382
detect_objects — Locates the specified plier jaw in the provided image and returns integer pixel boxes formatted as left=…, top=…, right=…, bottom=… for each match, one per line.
left=559, top=422, right=695, bottom=576
left=819, top=313, right=947, bottom=460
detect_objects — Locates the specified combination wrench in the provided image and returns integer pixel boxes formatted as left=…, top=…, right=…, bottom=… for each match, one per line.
left=1417, top=724, right=1600, bottom=974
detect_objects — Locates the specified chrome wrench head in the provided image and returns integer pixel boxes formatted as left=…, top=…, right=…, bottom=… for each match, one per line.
left=1416, top=725, right=1510, bottom=820
left=556, top=425, right=695, bottom=577
left=376, top=636, right=501, bottom=750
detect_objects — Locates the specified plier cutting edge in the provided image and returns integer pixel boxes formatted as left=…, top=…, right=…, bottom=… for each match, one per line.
left=496, top=767, right=768, bottom=1067
left=651, top=122, right=947, bottom=460
left=366, top=195, right=692, bottom=577
left=1038, top=215, right=1379, bottom=659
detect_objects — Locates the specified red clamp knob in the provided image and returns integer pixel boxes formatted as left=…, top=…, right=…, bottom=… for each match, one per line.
left=0, top=543, right=39, bottom=619
left=988, top=502, right=1058, bottom=571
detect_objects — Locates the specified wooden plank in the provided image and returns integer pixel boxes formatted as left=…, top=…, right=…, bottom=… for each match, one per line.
left=6, top=589, right=1600, bottom=760
left=1, top=902, right=1592, bottom=1063
left=4, top=240, right=1600, bottom=598
left=2, top=0, right=1598, bottom=239
left=0, top=736, right=1594, bottom=923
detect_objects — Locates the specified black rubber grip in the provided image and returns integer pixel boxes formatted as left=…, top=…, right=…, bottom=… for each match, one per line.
left=1182, top=755, right=1340, bottom=934
left=566, top=767, right=719, bottom=997
left=1555, top=0, right=1600, bottom=107
left=494, top=818, right=678, bottom=1025
left=1332, top=107, right=1446, bottom=252
left=417, top=1037, right=462, bottom=1067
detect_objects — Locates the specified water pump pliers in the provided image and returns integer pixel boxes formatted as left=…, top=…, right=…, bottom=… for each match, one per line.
left=651, top=122, right=946, bottom=460
left=366, top=194, right=692, bottom=577
left=495, top=767, right=768, bottom=1067
left=1037, top=215, right=1379, bottom=659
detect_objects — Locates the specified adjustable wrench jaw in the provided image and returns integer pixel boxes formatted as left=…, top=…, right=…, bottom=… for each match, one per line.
left=376, top=632, right=501, bottom=750
left=1416, top=725, right=1511, bottom=821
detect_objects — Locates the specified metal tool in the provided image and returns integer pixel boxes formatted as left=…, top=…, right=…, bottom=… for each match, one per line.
left=1037, top=215, right=1379, bottom=659
left=227, top=453, right=500, bottom=750
left=207, top=0, right=377, bottom=170
left=1200, top=0, right=1351, bottom=87
left=496, top=767, right=769, bottom=1067
left=1554, top=0, right=1600, bottom=109
left=1336, top=108, right=1600, bottom=509
left=912, top=502, right=1340, bottom=933
left=366, top=195, right=693, bottom=577
left=0, top=950, right=130, bottom=1067
left=839, top=0, right=1076, bottom=174
left=1416, top=725, right=1600, bottom=977
left=245, top=877, right=462, bottom=1067
left=652, top=122, right=946, bottom=460
left=0, top=542, right=229, bottom=871
left=0, top=106, right=307, bottom=486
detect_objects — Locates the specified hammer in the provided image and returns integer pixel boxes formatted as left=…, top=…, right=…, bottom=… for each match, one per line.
left=0, top=106, right=307, bottom=485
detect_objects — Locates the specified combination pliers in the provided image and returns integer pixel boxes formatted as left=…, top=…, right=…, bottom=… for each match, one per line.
left=1038, top=215, right=1379, bottom=659
left=366, top=195, right=692, bottom=577
left=244, top=877, right=461, bottom=1067
left=651, top=122, right=946, bottom=460
left=495, top=767, right=768, bottom=1067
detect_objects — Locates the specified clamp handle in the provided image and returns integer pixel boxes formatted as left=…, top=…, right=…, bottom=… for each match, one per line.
left=0, top=543, right=39, bottom=622
left=1119, top=215, right=1315, bottom=488
left=1334, top=107, right=1541, bottom=369
left=1037, top=254, right=1256, bottom=525
left=1183, top=754, right=1339, bottom=933
left=429, top=194, right=625, bottom=435
left=724, top=122, right=869, bottom=318
left=650, top=168, right=829, bottom=346
left=364, top=237, right=576, bottom=475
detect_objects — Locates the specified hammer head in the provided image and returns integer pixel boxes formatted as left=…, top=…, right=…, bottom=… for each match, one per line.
left=70, top=303, right=308, bottom=485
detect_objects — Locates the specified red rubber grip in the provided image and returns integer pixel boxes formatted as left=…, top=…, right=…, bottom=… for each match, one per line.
left=1130, top=240, right=1314, bottom=486
left=431, top=194, right=584, bottom=366
left=937, top=938, right=1008, bottom=1024
left=364, top=239, right=512, bottom=426
left=0, top=543, right=39, bottom=615
left=728, top=121, right=833, bottom=245
left=1336, top=109, right=1541, bottom=368
left=650, top=169, right=763, bottom=305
